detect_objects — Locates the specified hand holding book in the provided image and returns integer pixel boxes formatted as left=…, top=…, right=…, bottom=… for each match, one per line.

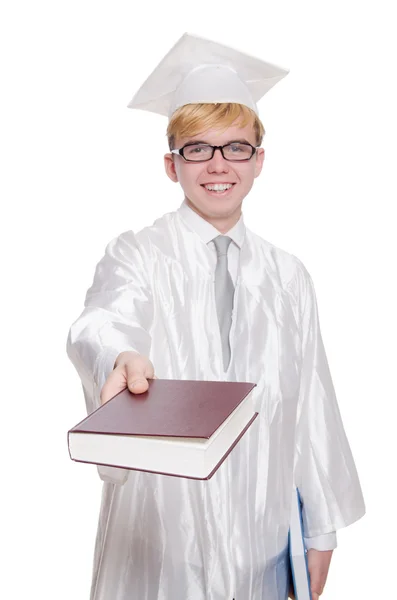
left=100, top=351, right=157, bottom=404
left=306, top=549, right=333, bottom=600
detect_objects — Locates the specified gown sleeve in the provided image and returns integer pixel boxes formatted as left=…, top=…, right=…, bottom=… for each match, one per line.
left=67, top=230, right=153, bottom=484
left=293, top=261, right=365, bottom=538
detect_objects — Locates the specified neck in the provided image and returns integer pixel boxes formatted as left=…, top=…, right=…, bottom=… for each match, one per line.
left=185, top=198, right=242, bottom=233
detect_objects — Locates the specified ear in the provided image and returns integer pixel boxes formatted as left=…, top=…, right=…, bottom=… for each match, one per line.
left=254, top=147, right=265, bottom=178
left=164, top=153, right=179, bottom=183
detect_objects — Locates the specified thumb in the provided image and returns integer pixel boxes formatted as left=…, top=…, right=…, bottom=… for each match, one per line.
left=126, top=362, right=152, bottom=394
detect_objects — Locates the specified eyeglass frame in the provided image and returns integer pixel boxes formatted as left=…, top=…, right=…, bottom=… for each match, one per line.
left=170, top=141, right=259, bottom=162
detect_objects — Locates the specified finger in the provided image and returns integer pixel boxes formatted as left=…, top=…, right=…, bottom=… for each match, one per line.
left=128, top=378, right=149, bottom=394
left=100, top=367, right=128, bottom=404
left=311, top=594, right=319, bottom=600
left=126, top=362, right=152, bottom=394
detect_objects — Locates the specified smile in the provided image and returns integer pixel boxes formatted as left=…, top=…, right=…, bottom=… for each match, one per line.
left=201, top=183, right=236, bottom=194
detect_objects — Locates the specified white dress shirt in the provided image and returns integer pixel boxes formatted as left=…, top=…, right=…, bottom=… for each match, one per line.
left=178, top=199, right=244, bottom=285
left=177, top=199, right=337, bottom=552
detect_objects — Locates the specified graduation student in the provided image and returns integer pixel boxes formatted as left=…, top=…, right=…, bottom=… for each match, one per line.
left=67, top=33, right=365, bottom=600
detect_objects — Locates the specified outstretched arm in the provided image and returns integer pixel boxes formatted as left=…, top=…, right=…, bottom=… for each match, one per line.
left=67, top=230, right=154, bottom=482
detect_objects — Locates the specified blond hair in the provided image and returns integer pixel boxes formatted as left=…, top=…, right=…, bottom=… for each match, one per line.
left=167, top=103, right=265, bottom=150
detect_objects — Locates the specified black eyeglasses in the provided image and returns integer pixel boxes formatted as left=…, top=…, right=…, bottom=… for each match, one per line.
left=171, top=142, right=258, bottom=162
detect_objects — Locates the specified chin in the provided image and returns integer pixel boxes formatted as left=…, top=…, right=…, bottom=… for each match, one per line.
left=194, top=198, right=238, bottom=215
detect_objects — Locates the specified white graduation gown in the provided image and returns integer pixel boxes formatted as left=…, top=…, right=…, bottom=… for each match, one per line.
left=67, top=208, right=365, bottom=600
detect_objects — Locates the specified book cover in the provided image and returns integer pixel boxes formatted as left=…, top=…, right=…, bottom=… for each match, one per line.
left=69, top=378, right=256, bottom=438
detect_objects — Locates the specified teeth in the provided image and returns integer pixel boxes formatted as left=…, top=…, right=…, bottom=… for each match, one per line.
left=204, top=183, right=233, bottom=191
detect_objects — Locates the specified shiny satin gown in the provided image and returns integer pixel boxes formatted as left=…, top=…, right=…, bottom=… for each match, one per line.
left=67, top=208, right=365, bottom=600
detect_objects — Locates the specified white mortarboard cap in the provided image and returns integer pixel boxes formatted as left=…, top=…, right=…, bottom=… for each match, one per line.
left=128, top=33, right=289, bottom=119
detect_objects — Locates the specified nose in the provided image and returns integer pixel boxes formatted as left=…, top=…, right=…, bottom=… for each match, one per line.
left=207, top=147, right=229, bottom=173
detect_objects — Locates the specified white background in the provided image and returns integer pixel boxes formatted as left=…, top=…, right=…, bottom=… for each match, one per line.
left=1, top=1, right=395, bottom=598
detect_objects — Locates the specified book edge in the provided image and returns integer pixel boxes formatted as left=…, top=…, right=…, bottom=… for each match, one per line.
left=68, top=412, right=259, bottom=480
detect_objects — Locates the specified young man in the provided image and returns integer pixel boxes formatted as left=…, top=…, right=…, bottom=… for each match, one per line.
left=67, top=34, right=365, bottom=600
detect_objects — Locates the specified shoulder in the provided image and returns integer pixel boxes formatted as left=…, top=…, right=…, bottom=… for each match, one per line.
left=103, top=210, right=178, bottom=259
left=245, top=227, right=313, bottom=303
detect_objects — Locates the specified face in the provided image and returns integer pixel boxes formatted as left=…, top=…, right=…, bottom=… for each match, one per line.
left=164, top=120, right=265, bottom=232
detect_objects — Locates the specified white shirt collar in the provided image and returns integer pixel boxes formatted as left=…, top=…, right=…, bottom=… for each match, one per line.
left=177, top=199, right=246, bottom=248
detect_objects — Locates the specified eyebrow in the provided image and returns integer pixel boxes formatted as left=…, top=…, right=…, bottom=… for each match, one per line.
left=184, top=138, right=252, bottom=146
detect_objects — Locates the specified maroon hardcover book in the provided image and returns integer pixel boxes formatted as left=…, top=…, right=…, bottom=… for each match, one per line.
left=68, top=379, right=258, bottom=479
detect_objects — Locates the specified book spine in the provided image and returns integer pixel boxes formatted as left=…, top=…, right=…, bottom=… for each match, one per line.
left=297, top=488, right=312, bottom=600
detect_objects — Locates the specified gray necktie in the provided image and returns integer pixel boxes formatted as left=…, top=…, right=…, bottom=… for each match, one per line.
left=213, top=235, right=235, bottom=371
